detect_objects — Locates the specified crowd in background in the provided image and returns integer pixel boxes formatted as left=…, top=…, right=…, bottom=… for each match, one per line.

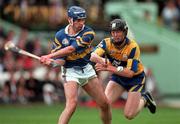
left=0, top=0, right=108, bottom=30
left=158, top=0, right=180, bottom=31
left=0, top=27, right=65, bottom=105
left=0, top=0, right=179, bottom=31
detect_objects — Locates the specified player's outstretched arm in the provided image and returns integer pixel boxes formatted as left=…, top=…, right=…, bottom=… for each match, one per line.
left=40, top=46, right=75, bottom=65
left=40, top=57, right=65, bottom=67
left=95, top=64, right=135, bottom=78
left=49, top=46, right=75, bottom=59
left=90, top=53, right=106, bottom=65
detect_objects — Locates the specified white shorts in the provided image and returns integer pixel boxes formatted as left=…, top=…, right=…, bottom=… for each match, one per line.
left=61, top=63, right=97, bottom=86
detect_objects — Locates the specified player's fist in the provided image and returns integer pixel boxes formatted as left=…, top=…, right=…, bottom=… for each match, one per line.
left=40, top=55, right=52, bottom=65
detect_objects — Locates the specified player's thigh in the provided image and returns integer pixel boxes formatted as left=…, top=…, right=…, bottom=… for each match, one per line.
left=83, top=77, right=107, bottom=105
left=63, top=81, right=79, bottom=104
left=105, top=81, right=125, bottom=104
left=124, top=92, right=141, bottom=112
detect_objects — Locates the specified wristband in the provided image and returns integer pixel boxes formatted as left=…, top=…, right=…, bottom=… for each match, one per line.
left=117, top=66, right=124, bottom=72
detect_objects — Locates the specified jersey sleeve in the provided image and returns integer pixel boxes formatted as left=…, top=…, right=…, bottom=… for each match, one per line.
left=127, top=44, right=140, bottom=72
left=51, top=32, right=64, bottom=53
left=71, top=30, right=95, bottom=51
left=51, top=32, right=66, bottom=60
left=93, top=39, right=106, bottom=56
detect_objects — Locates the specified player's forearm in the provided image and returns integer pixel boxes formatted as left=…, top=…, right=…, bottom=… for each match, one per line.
left=107, top=65, right=134, bottom=78
left=90, top=53, right=105, bottom=64
left=54, top=59, right=65, bottom=66
left=49, top=46, right=75, bottom=58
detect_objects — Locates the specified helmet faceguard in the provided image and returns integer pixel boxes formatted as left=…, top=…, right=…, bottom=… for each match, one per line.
left=67, top=6, right=86, bottom=21
left=110, top=19, right=128, bottom=35
left=110, top=19, right=128, bottom=44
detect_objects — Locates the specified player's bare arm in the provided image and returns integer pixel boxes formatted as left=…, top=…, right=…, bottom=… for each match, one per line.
left=48, top=46, right=75, bottom=58
left=40, top=46, right=75, bottom=65
left=90, top=53, right=107, bottom=65
left=95, top=63, right=134, bottom=78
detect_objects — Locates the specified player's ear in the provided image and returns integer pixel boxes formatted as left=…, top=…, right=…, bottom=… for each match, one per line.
left=68, top=17, right=73, bottom=25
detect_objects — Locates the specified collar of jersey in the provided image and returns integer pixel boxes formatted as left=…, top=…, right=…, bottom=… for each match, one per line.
left=65, top=24, right=85, bottom=37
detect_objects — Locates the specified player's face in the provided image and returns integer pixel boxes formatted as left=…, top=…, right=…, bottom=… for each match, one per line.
left=73, top=19, right=85, bottom=31
left=111, top=30, right=125, bottom=43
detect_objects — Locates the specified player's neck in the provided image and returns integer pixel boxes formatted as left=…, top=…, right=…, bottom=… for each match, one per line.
left=68, top=25, right=79, bottom=35
left=112, top=39, right=126, bottom=50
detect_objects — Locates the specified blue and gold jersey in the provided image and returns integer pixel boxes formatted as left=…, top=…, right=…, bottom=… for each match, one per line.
left=94, top=37, right=144, bottom=75
left=51, top=25, right=95, bottom=68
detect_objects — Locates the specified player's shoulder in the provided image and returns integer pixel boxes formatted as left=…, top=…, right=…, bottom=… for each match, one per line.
left=84, top=25, right=94, bottom=31
left=83, top=26, right=95, bottom=35
left=103, top=37, right=111, bottom=45
left=55, top=28, right=65, bottom=38
left=97, top=37, right=111, bottom=48
left=128, top=38, right=139, bottom=48
left=104, top=37, right=111, bottom=42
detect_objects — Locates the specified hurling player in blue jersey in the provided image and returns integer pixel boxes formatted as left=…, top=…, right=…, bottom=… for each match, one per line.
left=90, top=19, right=156, bottom=120
left=40, top=6, right=111, bottom=124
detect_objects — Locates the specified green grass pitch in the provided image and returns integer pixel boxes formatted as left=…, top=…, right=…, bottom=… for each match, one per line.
left=0, top=103, right=180, bottom=124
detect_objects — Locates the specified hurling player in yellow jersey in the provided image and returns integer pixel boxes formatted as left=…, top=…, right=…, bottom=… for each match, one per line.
left=40, top=6, right=111, bottom=124
left=90, top=19, right=156, bottom=120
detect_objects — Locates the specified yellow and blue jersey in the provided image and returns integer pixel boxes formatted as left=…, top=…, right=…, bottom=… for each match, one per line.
left=94, top=37, right=145, bottom=92
left=51, top=25, right=95, bottom=68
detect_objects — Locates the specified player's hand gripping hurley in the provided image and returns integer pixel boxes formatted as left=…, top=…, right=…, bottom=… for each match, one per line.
left=4, top=41, right=59, bottom=67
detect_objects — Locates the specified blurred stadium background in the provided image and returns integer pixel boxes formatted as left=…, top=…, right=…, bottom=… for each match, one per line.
left=0, top=0, right=180, bottom=124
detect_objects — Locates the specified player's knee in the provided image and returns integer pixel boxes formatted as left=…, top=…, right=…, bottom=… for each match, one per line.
left=124, top=111, right=135, bottom=120
left=99, top=100, right=110, bottom=110
left=107, top=99, right=113, bottom=105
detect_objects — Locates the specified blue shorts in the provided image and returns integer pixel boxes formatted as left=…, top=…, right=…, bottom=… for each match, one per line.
left=111, top=72, right=145, bottom=93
